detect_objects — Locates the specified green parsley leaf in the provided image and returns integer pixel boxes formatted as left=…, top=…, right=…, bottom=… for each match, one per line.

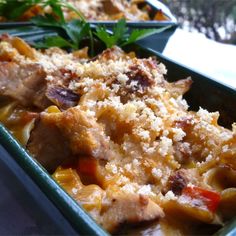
left=43, top=0, right=65, bottom=23
left=95, top=19, right=128, bottom=48
left=95, top=19, right=171, bottom=48
left=113, top=18, right=128, bottom=44
left=63, top=20, right=90, bottom=47
left=28, top=0, right=92, bottom=52
left=121, top=26, right=172, bottom=46
left=34, top=35, right=75, bottom=49
left=31, top=14, right=63, bottom=28
left=2, top=1, right=171, bottom=54
left=95, top=26, right=116, bottom=48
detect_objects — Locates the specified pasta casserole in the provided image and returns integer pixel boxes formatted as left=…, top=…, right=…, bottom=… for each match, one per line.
left=0, top=35, right=236, bottom=235
left=0, top=0, right=170, bottom=22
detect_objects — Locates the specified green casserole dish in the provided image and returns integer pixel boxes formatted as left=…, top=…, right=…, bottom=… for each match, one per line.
left=0, top=30, right=235, bottom=235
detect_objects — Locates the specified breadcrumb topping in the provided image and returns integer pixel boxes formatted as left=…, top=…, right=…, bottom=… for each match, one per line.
left=1, top=37, right=236, bottom=234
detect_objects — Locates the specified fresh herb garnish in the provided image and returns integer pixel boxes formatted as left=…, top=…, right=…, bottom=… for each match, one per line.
left=95, top=19, right=171, bottom=48
left=31, top=15, right=91, bottom=50
left=32, top=15, right=171, bottom=52
left=64, top=20, right=90, bottom=48
left=30, top=14, right=63, bottom=27
left=27, top=0, right=93, bottom=52
left=95, top=19, right=128, bottom=48
left=35, top=35, right=75, bottom=49
left=0, top=0, right=171, bottom=54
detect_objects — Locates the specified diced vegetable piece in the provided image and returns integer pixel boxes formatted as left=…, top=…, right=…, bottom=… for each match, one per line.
left=182, top=186, right=221, bottom=212
left=77, top=157, right=98, bottom=176
left=77, top=157, right=101, bottom=185
left=45, top=105, right=61, bottom=113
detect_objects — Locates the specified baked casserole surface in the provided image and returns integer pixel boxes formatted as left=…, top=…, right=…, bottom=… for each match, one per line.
left=0, top=35, right=236, bottom=235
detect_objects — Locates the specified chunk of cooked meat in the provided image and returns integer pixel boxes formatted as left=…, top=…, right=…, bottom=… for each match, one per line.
left=0, top=62, right=51, bottom=109
left=100, top=193, right=164, bottom=232
left=27, top=115, right=72, bottom=173
left=168, top=169, right=190, bottom=195
left=50, top=107, right=111, bottom=159
left=126, top=64, right=155, bottom=91
left=46, top=86, right=81, bottom=110
left=55, top=108, right=109, bottom=158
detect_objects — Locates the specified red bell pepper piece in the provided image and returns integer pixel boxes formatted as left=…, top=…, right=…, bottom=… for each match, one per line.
left=77, top=157, right=98, bottom=176
left=182, top=186, right=221, bottom=212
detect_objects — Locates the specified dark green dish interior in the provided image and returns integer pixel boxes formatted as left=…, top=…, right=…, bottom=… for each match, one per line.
left=0, top=29, right=235, bottom=235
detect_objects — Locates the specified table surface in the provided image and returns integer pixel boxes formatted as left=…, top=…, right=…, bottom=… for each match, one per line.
left=0, top=145, right=77, bottom=235
left=0, top=27, right=235, bottom=235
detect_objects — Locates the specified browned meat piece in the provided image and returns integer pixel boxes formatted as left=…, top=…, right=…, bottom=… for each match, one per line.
left=101, top=193, right=164, bottom=232
left=29, top=107, right=109, bottom=159
left=0, top=62, right=51, bottom=109
left=27, top=107, right=111, bottom=172
left=27, top=115, right=72, bottom=173
left=46, top=86, right=81, bottom=110
left=167, top=77, right=192, bottom=98
left=168, top=169, right=190, bottom=195
left=126, top=64, right=155, bottom=91
left=49, top=107, right=111, bottom=159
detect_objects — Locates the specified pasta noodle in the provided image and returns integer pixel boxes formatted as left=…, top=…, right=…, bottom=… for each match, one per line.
left=0, top=35, right=236, bottom=235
